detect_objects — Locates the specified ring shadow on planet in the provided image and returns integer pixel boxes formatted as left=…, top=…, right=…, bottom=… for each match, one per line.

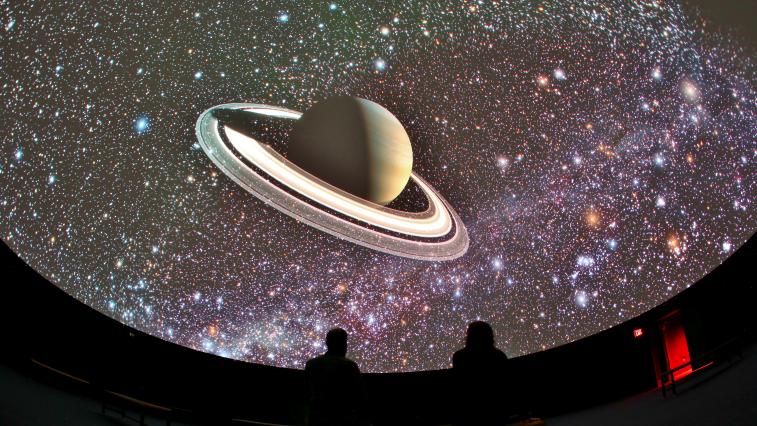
left=289, top=96, right=413, bottom=207
left=211, top=107, right=429, bottom=213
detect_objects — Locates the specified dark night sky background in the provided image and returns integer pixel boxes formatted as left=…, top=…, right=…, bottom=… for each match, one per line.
left=0, top=0, right=755, bottom=372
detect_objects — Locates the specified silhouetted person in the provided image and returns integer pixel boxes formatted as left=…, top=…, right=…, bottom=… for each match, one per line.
left=452, top=321, right=509, bottom=425
left=305, top=328, right=362, bottom=426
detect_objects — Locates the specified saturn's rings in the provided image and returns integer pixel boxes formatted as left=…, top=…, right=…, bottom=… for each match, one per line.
left=195, top=103, right=469, bottom=261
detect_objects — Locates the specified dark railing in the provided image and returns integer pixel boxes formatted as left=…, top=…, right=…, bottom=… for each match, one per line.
left=30, top=357, right=287, bottom=426
left=660, top=335, right=745, bottom=398
left=29, top=357, right=454, bottom=426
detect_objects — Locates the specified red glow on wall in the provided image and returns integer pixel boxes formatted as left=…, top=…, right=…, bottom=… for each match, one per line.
left=660, top=313, right=693, bottom=381
left=633, top=328, right=643, bottom=338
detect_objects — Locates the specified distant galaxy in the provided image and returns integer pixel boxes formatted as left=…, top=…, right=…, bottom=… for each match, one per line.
left=0, top=1, right=755, bottom=372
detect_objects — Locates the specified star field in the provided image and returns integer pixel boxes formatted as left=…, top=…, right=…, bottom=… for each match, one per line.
left=0, top=1, right=755, bottom=372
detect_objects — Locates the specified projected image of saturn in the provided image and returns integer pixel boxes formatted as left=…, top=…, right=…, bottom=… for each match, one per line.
left=196, top=100, right=468, bottom=261
left=1, top=1, right=756, bottom=372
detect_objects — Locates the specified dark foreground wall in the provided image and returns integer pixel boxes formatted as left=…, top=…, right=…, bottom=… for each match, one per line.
left=1, top=234, right=755, bottom=425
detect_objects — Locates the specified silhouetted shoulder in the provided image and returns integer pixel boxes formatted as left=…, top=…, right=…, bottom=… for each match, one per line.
left=306, top=354, right=360, bottom=371
left=452, top=347, right=508, bottom=370
left=494, top=348, right=508, bottom=361
left=305, top=354, right=323, bottom=370
left=452, top=348, right=465, bottom=367
left=345, top=358, right=360, bottom=371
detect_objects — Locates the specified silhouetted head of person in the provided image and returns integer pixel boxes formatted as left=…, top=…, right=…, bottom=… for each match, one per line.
left=465, top=321, right=495, bottom=350
left=325, top=327, right=348, bottom=356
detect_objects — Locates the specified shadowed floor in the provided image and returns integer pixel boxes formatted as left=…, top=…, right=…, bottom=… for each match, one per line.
left=0, top=359, right=191, bottom=426
left=1, top=341, right=756, bottom=426
left=547, top=341, right=757, bottom=426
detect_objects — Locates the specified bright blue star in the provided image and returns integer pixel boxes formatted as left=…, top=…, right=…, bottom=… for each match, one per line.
left=653, top=153, right=665, bottom=167
left=575, top=291, right=589, bottom=307
left=134, top=116, right=150, bottom=134
left=491, top=257, right=504, bottom=271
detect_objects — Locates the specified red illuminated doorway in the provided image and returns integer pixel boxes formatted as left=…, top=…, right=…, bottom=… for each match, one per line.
left=659, top=311, right=693, bottom=382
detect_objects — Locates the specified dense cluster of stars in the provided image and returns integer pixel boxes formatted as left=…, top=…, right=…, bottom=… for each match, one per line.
left=0, top=1, right=755, bottom=372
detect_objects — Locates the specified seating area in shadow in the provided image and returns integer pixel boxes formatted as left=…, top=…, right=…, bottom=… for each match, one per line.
left=548, top=339, right=757, bottom=426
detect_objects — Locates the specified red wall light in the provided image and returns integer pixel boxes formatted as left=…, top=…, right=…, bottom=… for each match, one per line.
left=633, top=328, right=644, bottom=338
